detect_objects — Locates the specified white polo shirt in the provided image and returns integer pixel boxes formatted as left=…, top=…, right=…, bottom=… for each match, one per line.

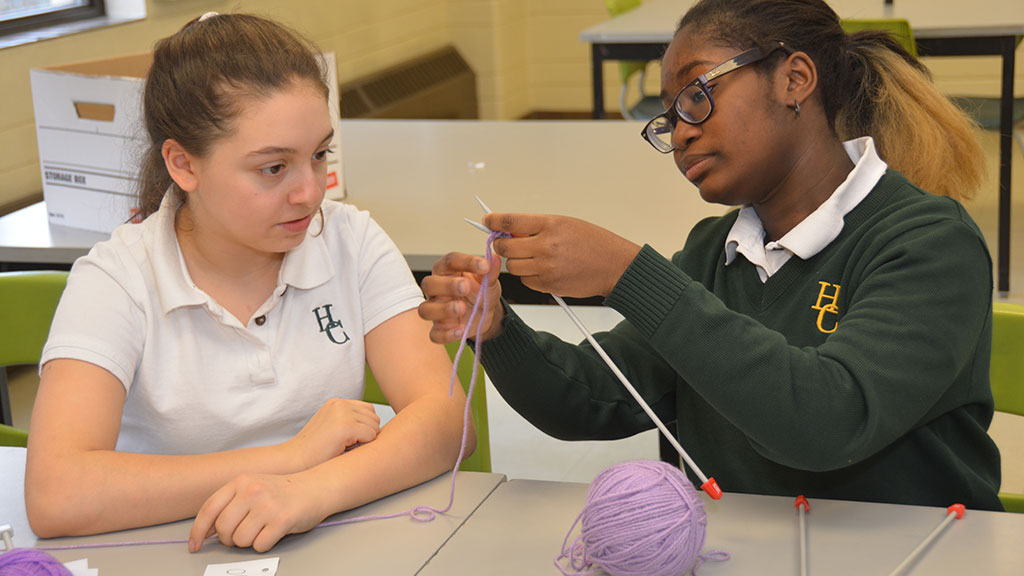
left=41, top=196, right=424, bottom=455
left=724, top=137, right=888, bottom=282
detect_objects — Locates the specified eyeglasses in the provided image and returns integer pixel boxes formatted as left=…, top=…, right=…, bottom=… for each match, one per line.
left=641, top=42, right=788, bottom=153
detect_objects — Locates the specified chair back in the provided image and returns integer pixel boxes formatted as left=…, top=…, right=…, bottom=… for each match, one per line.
left=0, top=423, right=28, bottom=447
left=364, top=341, right=491, bottom=473
left=0, top=271, right=69, bottom=428
left=840, top=19, right=917, bottom=57
left=992, top=301, right=1024, bottom=513
left=605, top=0, right=646, bottom=84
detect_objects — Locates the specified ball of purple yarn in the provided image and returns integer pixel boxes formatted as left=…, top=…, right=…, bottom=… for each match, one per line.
left=568, top=460, right=707, bottom=576
left=0, top=548, right=72, bottom=576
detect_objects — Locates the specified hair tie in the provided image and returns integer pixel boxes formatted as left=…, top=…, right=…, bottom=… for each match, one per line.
left=198, top=11, right=219, bottom=22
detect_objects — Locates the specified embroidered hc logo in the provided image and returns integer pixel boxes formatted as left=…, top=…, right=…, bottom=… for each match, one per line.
left=313, top=304, right=350, bottom=345
left=811, top=281, right=841, bottom=334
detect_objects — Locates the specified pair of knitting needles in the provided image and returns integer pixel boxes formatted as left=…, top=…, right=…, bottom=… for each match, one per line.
left=464, top=197, right=721, bottom=500
left=792, top=496, right=965, bottom=576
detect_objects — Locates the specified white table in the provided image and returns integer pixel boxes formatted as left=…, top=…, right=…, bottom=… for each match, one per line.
left=340, top=119, right=722, bottom=272
left=1, top=120, right=724, bottom=302
left=1, top=447, right=506, bottom=575
left=0, top=201, right=107, bottom=268
left=580, top=0, right=1024, bottom=291
left=420, top=478, right=1024, bottom=575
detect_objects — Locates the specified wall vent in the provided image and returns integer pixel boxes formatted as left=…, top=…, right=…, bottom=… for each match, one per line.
left=339, top=46, right=478, bottom=119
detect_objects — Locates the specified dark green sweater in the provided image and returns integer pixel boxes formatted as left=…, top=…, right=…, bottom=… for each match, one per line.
left=481, top=171, right=1003, bottom=510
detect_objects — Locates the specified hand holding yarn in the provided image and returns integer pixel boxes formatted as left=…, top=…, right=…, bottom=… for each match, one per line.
left=556, top=460, right=728, bottom=576
left=483, top=213, right=642, bottom=299
left=419, top=251, right=505, bottom=344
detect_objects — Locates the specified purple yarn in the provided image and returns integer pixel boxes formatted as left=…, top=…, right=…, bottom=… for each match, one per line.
left=556, top=460, right=723, bottom=576
left=0, top=548, right=73, bottom=576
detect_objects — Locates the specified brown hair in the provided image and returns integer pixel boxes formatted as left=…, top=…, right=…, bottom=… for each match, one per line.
left=677, top=0, right=985, bottom=202
left=137, top=13, right=330, bottom=219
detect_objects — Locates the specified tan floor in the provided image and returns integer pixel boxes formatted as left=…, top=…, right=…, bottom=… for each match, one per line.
left=6, top=126, right=1024, bottom=499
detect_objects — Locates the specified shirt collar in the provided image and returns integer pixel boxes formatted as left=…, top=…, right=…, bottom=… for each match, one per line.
left=279, top=217, right=334, bottom=291
left=724, top=136, right=887, bottom=266
left=148, top=195, right=334, bottom=315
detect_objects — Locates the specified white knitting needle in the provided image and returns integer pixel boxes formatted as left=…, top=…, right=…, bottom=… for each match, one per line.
left=0, top=523, right=14, bottom=552
left=550, top=293, right=720, bottom=498
left=466, top=202, right=722, bottom=499
left=888, top=504, right=965, bottom=576
left=464, top=218, right=493, bottom=235
left=475, top=195, right=493, bottom=215
left=794, top=495, right=810, bottom=576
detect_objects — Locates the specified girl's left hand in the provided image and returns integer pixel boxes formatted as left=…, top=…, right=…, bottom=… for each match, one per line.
left=483, top=213, right=642, bottom=298
left=188, top=472, right=324, bottom=553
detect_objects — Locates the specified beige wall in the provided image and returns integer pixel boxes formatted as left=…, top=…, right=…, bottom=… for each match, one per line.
left=0, top=0, right=458, bottom=209
left=1, top=0, right=1021, bottom=210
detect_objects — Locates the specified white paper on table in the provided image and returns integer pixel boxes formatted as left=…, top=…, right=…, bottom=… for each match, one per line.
left=63, top=558, right=98, bottom=576
left=203, top=557, right=280, bottom=576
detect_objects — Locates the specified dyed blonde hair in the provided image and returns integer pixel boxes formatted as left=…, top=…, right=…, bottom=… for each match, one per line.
left=835, top=40, right=984, bottom=202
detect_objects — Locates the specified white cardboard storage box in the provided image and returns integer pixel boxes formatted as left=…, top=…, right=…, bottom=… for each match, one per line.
left=31, top=53, right=344, bottom=234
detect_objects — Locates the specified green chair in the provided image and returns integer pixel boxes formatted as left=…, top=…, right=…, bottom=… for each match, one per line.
left=992, top=302, right=1024, bottom=513
left=840, top=19, right=917, bottom=57
left=605, top=0, right=663, bottom=121
left=0, top=423, right=28, bottom=447
left=364, top=341, right=491, bottom=472
left=0, top=271, right=69, bottom=439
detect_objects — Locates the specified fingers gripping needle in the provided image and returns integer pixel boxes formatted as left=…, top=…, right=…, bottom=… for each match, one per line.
left=463, top=200, right=722, bottom=499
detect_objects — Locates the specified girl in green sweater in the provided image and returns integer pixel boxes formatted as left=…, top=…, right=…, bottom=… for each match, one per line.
left=419, top=0, right=1002, bottom=509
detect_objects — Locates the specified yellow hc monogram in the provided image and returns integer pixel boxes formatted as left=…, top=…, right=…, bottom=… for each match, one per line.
left=811, top=281, right=841, bottom=334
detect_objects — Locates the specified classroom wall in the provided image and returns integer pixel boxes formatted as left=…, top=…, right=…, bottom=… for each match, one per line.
left=0, top=0, right=456, bottom=210
left=1, top=0, right=1021, bottom=211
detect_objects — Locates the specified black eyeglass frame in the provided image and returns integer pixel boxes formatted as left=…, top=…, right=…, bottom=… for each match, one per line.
left=641, top=41, right=789, bottom=153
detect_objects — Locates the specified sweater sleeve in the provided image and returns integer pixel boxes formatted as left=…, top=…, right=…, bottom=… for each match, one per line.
left=606, top=211, right=992, bottom=471
left=479, top=301, right=679, bottom=441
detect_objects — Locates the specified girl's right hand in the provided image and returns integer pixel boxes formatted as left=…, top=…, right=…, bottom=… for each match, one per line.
left=418, top=252, right=504, bottom=344
left=285, top=398, right=380, bottom=471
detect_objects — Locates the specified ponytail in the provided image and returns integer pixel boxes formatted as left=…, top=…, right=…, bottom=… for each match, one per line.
left=837, top=32, right=985, bottom=202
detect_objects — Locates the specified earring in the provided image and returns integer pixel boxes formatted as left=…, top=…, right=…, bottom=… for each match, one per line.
left=793, top=100, right=801, bottom=118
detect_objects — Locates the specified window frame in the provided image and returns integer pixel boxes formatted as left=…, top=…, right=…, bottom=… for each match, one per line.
left=0, top=0, right=106, bottom=36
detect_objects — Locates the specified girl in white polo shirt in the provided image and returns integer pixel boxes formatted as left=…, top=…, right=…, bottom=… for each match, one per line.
left=26, top=13, right=471, bottom=552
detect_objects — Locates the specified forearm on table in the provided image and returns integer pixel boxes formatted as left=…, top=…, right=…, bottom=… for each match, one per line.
left=301, top=392, right=469, bottom=518
left=25, top=442, right=299, bottom=537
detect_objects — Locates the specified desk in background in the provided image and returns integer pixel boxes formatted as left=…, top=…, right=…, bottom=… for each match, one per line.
left=0, top=201, right=106, bottom=270
left=339, top=118, right=722, bottom=269
left=0, top=120, right=725, bottom=302
left=580, top=0, right=1024, bottom=292
left=420, top=478, right=1024, bottom=575
left=0, top=447, right=505, bottom=576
